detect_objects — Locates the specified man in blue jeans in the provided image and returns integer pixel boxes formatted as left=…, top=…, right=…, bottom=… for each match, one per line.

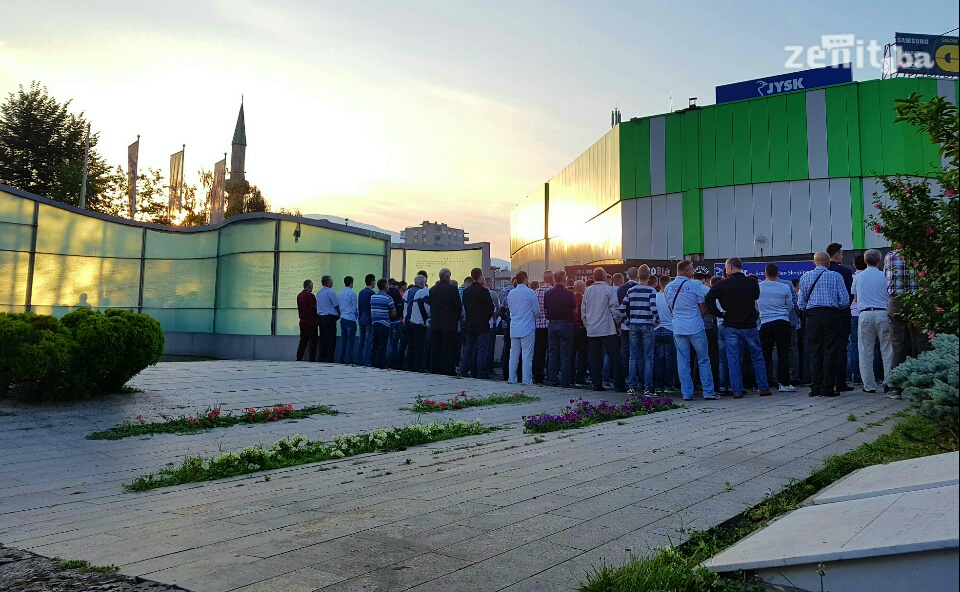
left=620, top=265, right=658, bottom=395
left=336, top=276, right=358, bottom=364
left=544, top=270, right=577, bottom=388
left=654, top=275, right=677, bottom=392
left=663, top=260, right=718, bottom=401
left=706, top=257, right=772, bottom=398
left=356, top=274, right=376, bottom=366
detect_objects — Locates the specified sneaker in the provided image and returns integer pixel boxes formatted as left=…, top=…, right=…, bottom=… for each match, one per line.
left=758, top=390, right=773, bottom=396
left=885, top=392, right=903, bottom=400
left=627, top=388, right=636, bottom=395
left=643, top=389, right=656, bottom=397
left=733, top=392, right=744, bottom=399
left=822, top=391, right=839, bottom=397
left=863, top=388, right=877, bottom=393
left=778, top=385, right=797, bottom=393
left=703, top=394, right=721, bottom=400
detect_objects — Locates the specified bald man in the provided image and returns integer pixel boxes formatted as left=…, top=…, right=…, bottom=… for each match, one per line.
left=797, top=251, right=850, bottom=397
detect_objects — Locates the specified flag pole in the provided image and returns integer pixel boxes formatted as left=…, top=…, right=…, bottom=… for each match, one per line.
left=80, top=123, right=90, bottom=209
left=180, top=143, right=185, bottom=210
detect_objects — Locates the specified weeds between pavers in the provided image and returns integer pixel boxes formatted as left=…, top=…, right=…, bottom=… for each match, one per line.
left=523, top=396, right=680, bottom=433
left=126, top=419, right=498, bottom=492
left=578, top=413, right=958, bottom=592
left=411, top=391, right=539, bottom=412
left=53, top=558, right=119, bottom=573
left=87, top=404, right=338, bottom=440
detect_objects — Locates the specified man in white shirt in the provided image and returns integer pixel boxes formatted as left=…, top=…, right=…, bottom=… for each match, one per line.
left=654, top=275, right=677, bottom=392
left=853, top=249, right=895, bottom=393
left=581, top=267, right=626, bottom=392
left=758, top=264, right=797, bottom=392
left=664, top=260, right=718, bottom=401
left=336, top=276, right=359, bottom=364
left=507, top=271, right=540, bottom=385
left=316, top=275, right=341, bottom=363
left=405, top=274, right=430, bottom=373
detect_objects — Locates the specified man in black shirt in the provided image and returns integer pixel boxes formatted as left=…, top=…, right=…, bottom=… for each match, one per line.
left=429, top=268, right=462, bottom=376
left=706, top=257, right=773, bottom=398
left=827, top=243, right=854, bottom=392
left=462, top=268, right=495, bottom=378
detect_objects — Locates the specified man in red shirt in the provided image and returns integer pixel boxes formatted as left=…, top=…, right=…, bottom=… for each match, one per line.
left=297, top=279, right=319, bottom=362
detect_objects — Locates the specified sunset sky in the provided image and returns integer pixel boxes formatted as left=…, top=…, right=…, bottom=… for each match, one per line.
left=2, top=0, right=955, bottom=260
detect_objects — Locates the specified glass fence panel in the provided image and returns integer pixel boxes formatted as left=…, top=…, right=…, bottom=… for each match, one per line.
left=35, top=204, right=143, bottom=257
left=277, top=252, right=383, bottom=310
left=218, top=219, right=276, bottom=254
left=141, top=307, right=214, bottom=333
left=214, top=308, right=272, bottom=335
left=215, top=252, right=275, bottom=309
left=278, top=221, right=385, bottom=255
left=0, top=190, right=35, bottom=225
left=0, top=250, right=29, bottom=306
left=142, top=258, right=217, bottom=308
left=145, top=229, right=218, bottom=259
left=31, top=253, right=141, bottom=308
left=0, top=222, right=33, bottom=252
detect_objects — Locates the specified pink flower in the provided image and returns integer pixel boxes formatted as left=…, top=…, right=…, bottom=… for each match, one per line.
left=873, top=224, right=882, bottom=234
left=936, top=307, right=944, bottom=312
left=918, top=270, right=927, bottom=277
left=924, top=226, right=934, bottom=235
left=874, top=203, right=883, bottom=210
left=136, top=415, right=143, bottom=422
left=904, top=186, right=911, bottom=194
left=247, top=408, right=256, bottom=414
left=946, top=189, right=957, bottom=198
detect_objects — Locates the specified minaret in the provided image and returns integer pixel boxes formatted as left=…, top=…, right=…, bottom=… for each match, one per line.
left=230, top=99, right=246, bottom=182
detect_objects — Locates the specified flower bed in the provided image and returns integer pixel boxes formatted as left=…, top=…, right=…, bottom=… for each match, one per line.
left=125, top=418, right=497, bottom=492
left=523, top=396, right=679, bottom=433
left=412, top=391, right=540, bottom=412
left=87, top=403, right=338, bottom=440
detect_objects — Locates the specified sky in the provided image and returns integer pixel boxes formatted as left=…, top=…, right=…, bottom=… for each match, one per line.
left=2, top=0, right=957, bottom=260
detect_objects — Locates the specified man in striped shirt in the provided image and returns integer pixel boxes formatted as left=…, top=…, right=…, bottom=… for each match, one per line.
left=798, top=252, right=850, bottom=397
left=369, top=279, right=397, bottom=369
left=620, top=264, right=658, bottom=395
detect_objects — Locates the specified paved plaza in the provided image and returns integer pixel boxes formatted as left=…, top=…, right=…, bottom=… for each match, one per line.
left=0, top=362, right=907, bottom=591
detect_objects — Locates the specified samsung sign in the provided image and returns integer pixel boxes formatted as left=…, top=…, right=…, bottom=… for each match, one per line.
left=716, top=64, right=853, bottom=104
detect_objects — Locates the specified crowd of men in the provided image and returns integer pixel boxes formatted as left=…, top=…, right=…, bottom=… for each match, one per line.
left=294, top=242, right=924, bottom=401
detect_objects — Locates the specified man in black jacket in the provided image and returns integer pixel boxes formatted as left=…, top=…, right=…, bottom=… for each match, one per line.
left=429, top=268, right=462, bottom=376
left=462, top=267, right=496, bottom=378
left=827, top=243, right=854, bottom=392
left=706, top=257, right=773, bottom=398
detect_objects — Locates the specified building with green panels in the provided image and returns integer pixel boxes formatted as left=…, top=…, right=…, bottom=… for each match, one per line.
left=0, top=184, right=391, bottom=359
left=511, top=77, right=958, bottom=277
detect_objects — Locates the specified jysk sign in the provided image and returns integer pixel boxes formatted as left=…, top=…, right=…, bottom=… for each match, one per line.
left=716, top=64, right=852, bottom=104
left=713, top=261, right=814, bottom=279
left=896, top=32, right=959, bottom=78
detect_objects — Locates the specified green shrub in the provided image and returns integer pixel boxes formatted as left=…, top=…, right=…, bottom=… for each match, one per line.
left=0, top=309, right=164, bottom=400
left=888, top=334, right=959, bottom=441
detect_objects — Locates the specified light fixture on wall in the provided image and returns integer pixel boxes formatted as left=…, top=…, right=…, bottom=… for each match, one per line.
left=294, top=223, right=301, bottom=243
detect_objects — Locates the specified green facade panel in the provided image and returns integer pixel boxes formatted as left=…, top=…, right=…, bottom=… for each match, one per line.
left=768, top=95, right=789, bottom=180
left=851, top=179, right=865, bottom=250
left=858, top=81, right=883, bottom=175
left=681, top=111, right=700, bottom=191
left=699, top=108, right=717, bottom=188
left=732, top=103, right=752, bottom=185
left=786, top=92, right=808, bottom=180
left=750, top=100, right=771, bottom=183
left=619, top=121, right=637, bottom=199
left=681, top=189, right=703, bottom=255
left=825, top=85, right=851, bottom=178
left=665, top=114, right=682, bottom=193
left=715, top=104, right=734, bottom=186
left=879, top=79, right=908, bottom=174
left=636, top=118, right=651, bottom=198
left=917, top=78, right=942, bottom=173
left=845, top=84, right=862, bottom=177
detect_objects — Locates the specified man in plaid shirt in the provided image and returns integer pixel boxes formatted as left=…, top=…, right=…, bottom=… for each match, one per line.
left=533, top=271, right=553, bottom=384
left=884, top=249, right=926, bottom=398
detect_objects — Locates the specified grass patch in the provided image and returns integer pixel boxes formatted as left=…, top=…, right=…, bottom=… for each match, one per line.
left=125, top=419, right=498, bottom=492
left=411, top=391, right=539, bottom=412
left=524, top=396, right=680, bottom=433
left=52, top=557, right=120, bottom=573
left=579, top=413, right=958, bottom=591
left=87, top=403, right=338, bottom=440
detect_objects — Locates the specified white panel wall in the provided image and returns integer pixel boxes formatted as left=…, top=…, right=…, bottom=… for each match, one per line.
left=666, top=193, right=684, bottom=260
left=702, top=188, right=719, bottom=258
left=734, top=184, right=755, bottom=255
left=770, top=181, right=791, bottom=257
left=621, top=198, right=638, bottom=260
left=716, top=186, right=737, bottom=257
left=650, top=195, right=668, bottom=259
left=806, top=89, right=829, bottom=179
left=809, top=178, right=832, bottom=251
left=636, top=196, right=653, bottom=259
left=789, top=181, right=812, bottom=254
left=753, top=183, right=773, bottom=257
left=829, top=177, right=853, bottom=249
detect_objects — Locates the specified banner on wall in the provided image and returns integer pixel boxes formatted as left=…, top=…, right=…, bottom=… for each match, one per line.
left=210, top=157, right=226, bottom=224
left=127, top=136, right=139, bottom=218
left=716, top=64, right=852, bottom=104
left=712, top=260, right=814, bottom=279
left=896, top=32, right=959, bottom=78
left=402, top=248, right=483, bottom=287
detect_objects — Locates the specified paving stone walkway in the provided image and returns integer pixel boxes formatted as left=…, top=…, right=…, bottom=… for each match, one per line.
left=0, top=361, right=907, bottom=591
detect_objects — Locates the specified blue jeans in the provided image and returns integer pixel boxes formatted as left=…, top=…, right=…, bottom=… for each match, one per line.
left=462, top=332, right=491, bottom=378
left=724, top=326, right=770, bottom=394
left=357, top=323, right=374, bottom=366
left=546, top=320, right=573, bottom=387
left=716, top=324, right=731, bottom=391
left=628, top=325, right=655, bottom=391
left=386, top=322, right=403, bottom=369
left=674, top=331, right=715, bottom=399
left=371, top=324, right=390, bottom=368
left=654, top=327, right=676, bottom=390
left=336, top=319, right=357, bottom=364
left=620, top=330, right=632, bottom=380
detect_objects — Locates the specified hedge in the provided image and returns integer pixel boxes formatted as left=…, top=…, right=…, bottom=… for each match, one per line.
left=0, top=309, right=164, bottom=400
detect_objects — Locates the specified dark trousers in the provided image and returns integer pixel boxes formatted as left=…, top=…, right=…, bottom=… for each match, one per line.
left=296, top=323, right=318, bottom=362
left=500, top=325, right=511, bottom=380
left=589, top=334, right=625, bottom=391
left=833, top=308, right=852, bottom=387
left=406, top=324, right=427, bottom=372
left=462, top=332, right=490, bottom=378
left=371, top=324, right=390, bottom=368
left=620, top=330, right=632, bottom=381
left=760, top=320, right=792, bottom=388
left=547, top=320, right=573, bottom=387
left=317, top=315, right=338, bottom=363
left=705, top=327, right=720, bottom=385
left=431, top=329, right=458, bottom=376
left=805, top=308, right=842, bottom=395
left=572, top=325, right=589, bottom=384
left=533, top=327, right=548, bottom=384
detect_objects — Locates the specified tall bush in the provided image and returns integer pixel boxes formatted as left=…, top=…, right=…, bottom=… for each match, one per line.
left=0, top=309, right=164, bottom=400
left=867, top=92, right=959, bottom=335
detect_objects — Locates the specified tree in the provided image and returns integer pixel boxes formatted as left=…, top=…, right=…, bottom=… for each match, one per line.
left=179, top=168, right=212, bottom=227
left=868, top=92, right=959, bottom=335
left=0, top=81, right=111, bottom=212
left=224, top=178, right=271, bottom=218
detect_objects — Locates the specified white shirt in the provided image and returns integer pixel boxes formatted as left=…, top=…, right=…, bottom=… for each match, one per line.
left=337, top=287, right=358, bottom=321
left=758, top=280, right=794, bottom=325
left=663, top=277, right=704, bottom=336
left=317, top=286, right=340, bottom=316
left=407, top=285, right=431, bottom=325
left=852, top=266, right=889, bottom=311
left=655, top=291, right=672, bottom=331
left=506, top=283, right=539, bottom=339
left=581, top=281, right=621, bottom=337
